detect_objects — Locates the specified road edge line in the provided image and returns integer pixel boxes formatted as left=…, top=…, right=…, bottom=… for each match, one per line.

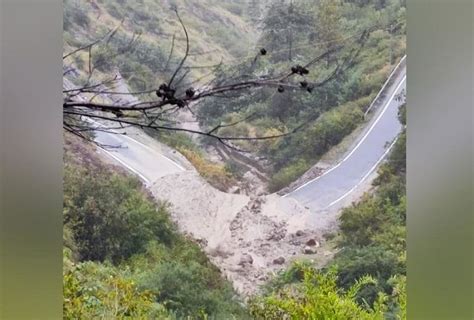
left=283, top=74, right=406, bottom=197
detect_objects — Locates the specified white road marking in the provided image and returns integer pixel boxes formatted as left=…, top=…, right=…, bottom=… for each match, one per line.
left=364, top=55, right=406, bottom=117
left=97, top=146, right=151, bottom=185
left=284, top=73, right=406, bottom=197
left=120, top=134, right=186, bottom=171
left=86, top=118, right=186, bottom=172
left=323, top=136, right=399, bottom=210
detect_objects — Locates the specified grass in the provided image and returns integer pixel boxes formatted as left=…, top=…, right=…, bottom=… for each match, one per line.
left=178, top=148, right=236, bottom=191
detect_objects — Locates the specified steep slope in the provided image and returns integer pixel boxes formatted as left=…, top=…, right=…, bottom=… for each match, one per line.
left=64, top=0, right=262, bottom=88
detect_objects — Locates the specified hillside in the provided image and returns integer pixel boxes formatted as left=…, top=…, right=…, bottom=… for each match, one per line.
left=63, top=1, right=407, bottom=318
left=197, top=0, right=407, bottom=192
left=63, top=134, right=251, bottom=318
left=64, top=0, right=265, bottom=90
left=64, top=0, right=406, bottom=194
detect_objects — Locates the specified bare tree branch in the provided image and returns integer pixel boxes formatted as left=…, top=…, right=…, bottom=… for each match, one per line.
left=168, top=9, right=189, bottom=88
left=63, top=9, right=375, bottom=149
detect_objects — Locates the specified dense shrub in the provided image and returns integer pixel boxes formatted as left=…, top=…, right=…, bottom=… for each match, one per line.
left=332, top=105, right=406, bottom=307
left=64, top=163, right=176, bottom=263
left=268, top=159, right=310, bottom=192
left=249, top=264, right=400, bottom=320
left=179, top=148, right=236, bottom=191
left=63, top=137, right=248, bottom=319
left=63, top=260, right=170, bottom=319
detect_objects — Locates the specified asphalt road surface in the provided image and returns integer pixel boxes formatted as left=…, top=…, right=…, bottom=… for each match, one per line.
left=89, top=65, right=406, bottom=213
left=285, top=67, right=406, bottom=212
left=93, top=128, right=185, bottom=185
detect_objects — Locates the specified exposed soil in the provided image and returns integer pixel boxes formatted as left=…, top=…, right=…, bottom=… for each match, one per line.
left=150, top=171, right=336, bottom=296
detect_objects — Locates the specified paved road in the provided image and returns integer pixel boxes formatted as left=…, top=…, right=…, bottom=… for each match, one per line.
left=93, top=128, right=185, bottom=185
left=285, top=67, right=406, bottom=212
left=63, top=78, right=186, bottom=185
left=84, top=64, right=406, bottom=213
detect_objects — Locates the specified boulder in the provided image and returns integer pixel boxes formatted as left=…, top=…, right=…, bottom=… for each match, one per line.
left=303, top=246, right=317, bottom=255
left=306, top=239, right=320, bottom=247
left=273, top=257, right=285, bottom=265
left=295, top=230, right=305, bottom=237
left=238, top=254, right=253, bottom=266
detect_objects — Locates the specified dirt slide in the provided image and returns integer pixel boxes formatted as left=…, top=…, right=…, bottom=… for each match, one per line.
left=150, top=171, right=335, bottom=296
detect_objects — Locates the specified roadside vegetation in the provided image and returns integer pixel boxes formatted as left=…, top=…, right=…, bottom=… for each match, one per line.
left=63, top=103, right=406, bottom=319
left=333, top=103, right=406, bottom=312
left=144, top=129, right=238, bottom=191
left=63, top=0, right=407, bottom=318
left=63, top=137, right=249, bottom=319
left=254, top=104, right=406, bottom=319
left=64, top=0, right=405, bottom=192
left=197, top=0, right=406, bottom=191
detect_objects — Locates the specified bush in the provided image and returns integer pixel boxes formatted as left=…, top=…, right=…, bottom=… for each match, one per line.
left=138, top=260, right=246, bottom=318
left=332, top=246, right=404, bottom=306
left=179, top=148, right=236, bottom=191
left=63, top=261, right=170, bottom=319
left=64, top=162, right=176, bottom=264
left=250, top=264, right=393, bottom=320
left=268, top=159, right=310, bottom=192
left=306, top=104, right=364, bottom=155
left=63, top=137, right=249, bottom=319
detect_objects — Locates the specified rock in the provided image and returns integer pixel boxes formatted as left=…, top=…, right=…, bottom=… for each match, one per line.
left=228, top=186, right=241, bottom=194
left=238, top=254, right=253, bottom=266
left=303, top=246, right=317, bottom=255
left=266, top=229, right=286, bottom=241
left=273, top=257, right=285, bottom=265
left=229, top=219, right=242, bottom=231
left=306, top=239, right=320, bottom=247
left=196, top=238, right=208, bottom=248
left=290, top=239, right=301, bottom=246
left=295, top=230, right=305, bottom=237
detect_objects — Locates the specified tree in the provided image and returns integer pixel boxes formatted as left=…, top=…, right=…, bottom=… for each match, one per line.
left=260, top=1, right=314, bottom=62
left=316, top=0, right=344, bottom=58
left=63, top=7, right=373, bottom=150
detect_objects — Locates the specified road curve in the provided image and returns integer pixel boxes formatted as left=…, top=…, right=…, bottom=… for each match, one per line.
left=285, top=67, right=406, bottom=213
left=63, top=78, right=186, bottom=185
left=85, top=64, right=405, bottom=212
left=93, top=129, right=185, bottom=185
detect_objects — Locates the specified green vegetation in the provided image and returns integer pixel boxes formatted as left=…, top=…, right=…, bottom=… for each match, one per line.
left=144, top=129, right=237, bottom=191
left=250, top=263, right=405, bottom=320
left=64, top=0, right=405, bottom=191
left=63, top=1, right=406, bottom=318
left=64, top=163, right=175, bottom=263
left=63, top=0, right=260, bottom=89
left=63, top=99, right=406, bottom=318
left=63, top=138, right=249, bottom=319
left=250, top=104, right=406, bottom=319
left=198, top=0, right=406, bottom=191
left=332, top=103, right=406, bottom=314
